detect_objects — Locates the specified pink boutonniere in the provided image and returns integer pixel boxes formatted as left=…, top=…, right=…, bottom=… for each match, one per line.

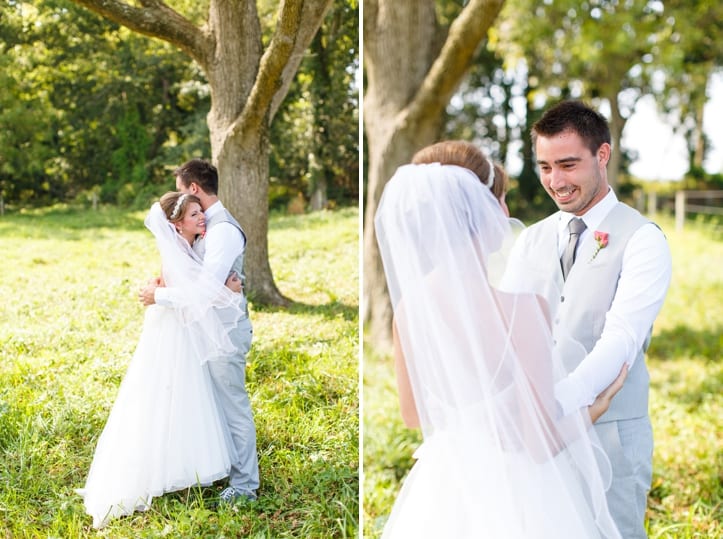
left=590, top=231, right=609, bottom=261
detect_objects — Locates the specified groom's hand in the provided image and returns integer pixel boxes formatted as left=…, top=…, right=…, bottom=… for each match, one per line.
left=225, top=272, right=243, bottom=293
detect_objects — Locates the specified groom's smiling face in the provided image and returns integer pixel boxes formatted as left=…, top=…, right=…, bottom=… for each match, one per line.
left=535, top=129, right=610, bottom=216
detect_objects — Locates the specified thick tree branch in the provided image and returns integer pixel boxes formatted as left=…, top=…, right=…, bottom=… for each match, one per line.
left=403, top=0, right=505, bottom=129
left=268, top=0, right=332, bottom=120
left=70, top=0, right=213, bottom=67
left=228, top=0, right=331, bottom=138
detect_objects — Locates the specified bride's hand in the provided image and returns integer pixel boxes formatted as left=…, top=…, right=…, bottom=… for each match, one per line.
left=146, top=276, right=164, bottom=286
left=225, top=272, right=243, bottom=294
left=588, top=363, right=629, bottom=423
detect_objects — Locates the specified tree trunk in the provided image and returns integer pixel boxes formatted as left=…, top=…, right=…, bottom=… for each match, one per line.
left=215, top=123, right=285, bottom=305
left=363, top=122, right=441, bottom=350
left=692, top=98, right=706, bottom=169
left=309, top=167, right=328, bottom=210
left=308, top=25, right=331, bottom=212
left=518, top=83, right=544, bottom=206
left=364, top=0, right=505, bottom=351
left=607, top=95, right=626, bottom=190
left=203, top=1, right=285, bottom=305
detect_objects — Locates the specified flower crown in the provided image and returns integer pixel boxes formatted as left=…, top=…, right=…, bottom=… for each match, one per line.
left=170, top=193, right=189, bottom=220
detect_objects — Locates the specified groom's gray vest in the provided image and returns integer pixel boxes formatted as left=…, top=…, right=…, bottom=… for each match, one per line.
left=523, top=203, right=652, bottom=422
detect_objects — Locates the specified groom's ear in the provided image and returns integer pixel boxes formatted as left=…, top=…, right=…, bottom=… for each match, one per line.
left=188, top=182, right=200, bottom=195
left=596, top=143, right=611, bottom=167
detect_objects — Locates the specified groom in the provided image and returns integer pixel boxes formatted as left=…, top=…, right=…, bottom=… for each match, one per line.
left=140, top=158, right=259, bottom=504
left=504, top=101, right=672, bottom=538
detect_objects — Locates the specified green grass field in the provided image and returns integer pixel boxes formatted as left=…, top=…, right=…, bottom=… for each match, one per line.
left=0, top=205, right=359, bottom=538
left=363, top=216, right=722, bottom=539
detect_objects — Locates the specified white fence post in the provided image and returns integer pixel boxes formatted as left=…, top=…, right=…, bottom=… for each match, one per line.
left=634, top=190, right=645, bottom=212
left=647, top=192, right=657, bottom=216
left=675, top=191, right=686, bottom=231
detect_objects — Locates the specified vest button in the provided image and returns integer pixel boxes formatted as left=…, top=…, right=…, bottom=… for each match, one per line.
left=560, top=296, right=565, bottom=302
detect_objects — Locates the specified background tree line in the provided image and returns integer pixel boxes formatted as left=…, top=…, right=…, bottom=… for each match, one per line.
left=0, top=0, right=358, bottom=211
left=364, top=0, right=723, bottom=348
left=447, top=0, right=723, bottom=212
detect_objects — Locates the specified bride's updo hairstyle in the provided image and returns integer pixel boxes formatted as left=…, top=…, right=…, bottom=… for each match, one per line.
left=411, top=140, right=508, bottom=201
left=159, top=191, right=202, bottom=225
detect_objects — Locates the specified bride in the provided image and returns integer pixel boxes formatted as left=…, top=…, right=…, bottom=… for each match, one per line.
left=77, top=192, right=245, bottom=529
left=374, top=142, right=624, bottom=538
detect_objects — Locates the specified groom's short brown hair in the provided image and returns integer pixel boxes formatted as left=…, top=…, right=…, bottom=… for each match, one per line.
left=531, top=100, right=611, bottom=157
left=174, top=159, right=219, bottom=195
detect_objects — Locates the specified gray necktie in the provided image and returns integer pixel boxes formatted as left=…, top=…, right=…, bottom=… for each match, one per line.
left=561, top=217, right=587, bottom=280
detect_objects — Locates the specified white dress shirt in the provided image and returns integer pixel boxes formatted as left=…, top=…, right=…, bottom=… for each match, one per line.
left=201, top=200, right=246, bottom=284
left=553, top=190, right=672, bottom=414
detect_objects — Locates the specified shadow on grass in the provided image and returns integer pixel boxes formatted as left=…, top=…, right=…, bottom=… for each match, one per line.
left=252, top=447, right=359, bottom=524
left=668, top=371, right=723, bottom=410
left=4, top=205, right=358, bottom=245
left=649, top=324, right=721, bottom=361
left=1, top=206, right=147, bottom=238
left=252, top=299, right=357, bottom=322
left=649, top=324, right=722, bottom=411
left=267, top=206, right=358, bottom=232
left=181, top=460, right=359, bottom=535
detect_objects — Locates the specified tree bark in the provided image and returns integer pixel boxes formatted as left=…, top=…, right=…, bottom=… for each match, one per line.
left=69, top=0, right=332, bottom=306
left=607, top=94, right=626, bottom=190
left=364, top=0, right=505, bottom=351
left=692, top=93, right=706, bottom=170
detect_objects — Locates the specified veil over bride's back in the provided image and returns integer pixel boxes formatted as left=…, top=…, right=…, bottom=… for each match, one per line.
left=375, top=163, right=620, bottom=538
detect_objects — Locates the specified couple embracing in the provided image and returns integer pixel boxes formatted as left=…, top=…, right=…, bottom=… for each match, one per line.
left=77, top=159, right=259, bottom=528
left=376, top=101, right=672, bottom=538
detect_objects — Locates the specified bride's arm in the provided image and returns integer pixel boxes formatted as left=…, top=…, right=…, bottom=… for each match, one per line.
left=508, top=295, right=566, bottom=457
left=588, top=363, right=628, bottom=423
left=393, top=320, right=420, bottom=429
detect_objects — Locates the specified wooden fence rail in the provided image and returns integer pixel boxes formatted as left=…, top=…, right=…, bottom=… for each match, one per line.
left=640, top=190, right=723, bottom=231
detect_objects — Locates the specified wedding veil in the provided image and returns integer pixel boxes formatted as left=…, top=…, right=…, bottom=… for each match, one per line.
left=144, top=202, right=244, bottom=362
left=375, top=164, right=620, bottom=538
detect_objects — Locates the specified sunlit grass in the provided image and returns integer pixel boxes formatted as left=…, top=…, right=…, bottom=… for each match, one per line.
left=363, top=215, right=722, bottom=539
left=645, top=216, right=722, bottom=539
left=0, top=205, right=359, bottom=537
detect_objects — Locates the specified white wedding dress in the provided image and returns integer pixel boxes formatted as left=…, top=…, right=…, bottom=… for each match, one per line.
left=382, top=422, right=614, bottom=538
left=77, top=203, right=245, bottom=529
left=375, top=164, right=621, bottom=538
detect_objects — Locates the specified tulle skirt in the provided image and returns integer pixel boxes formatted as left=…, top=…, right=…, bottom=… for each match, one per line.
left=382, top=429, right=620, bottom=539
left=77, top=306, right=235, bottom=529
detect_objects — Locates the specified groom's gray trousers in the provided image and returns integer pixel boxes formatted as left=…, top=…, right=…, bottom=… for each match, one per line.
left=594, top=416, right=653, bottom=539
left=207, top=316, right=260, bottom=496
